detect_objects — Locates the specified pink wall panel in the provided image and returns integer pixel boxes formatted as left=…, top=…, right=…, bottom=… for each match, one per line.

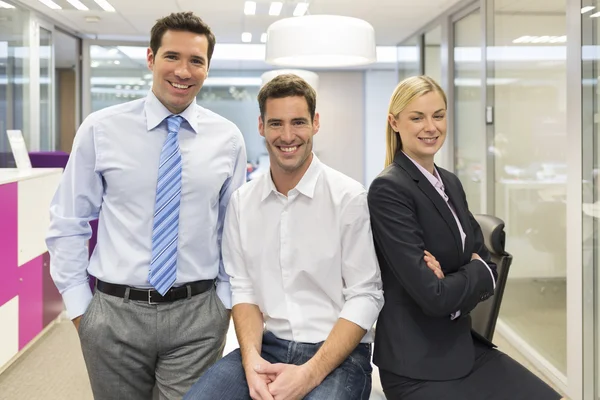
left=1, top=181, right=60, bottom=355
left=18, top=255, right=44, bottom=350
left=0, top=183, right=18, bottom=308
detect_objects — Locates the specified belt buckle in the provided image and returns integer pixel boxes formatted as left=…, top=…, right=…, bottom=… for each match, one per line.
left=148, top=290, right=159, bottom=305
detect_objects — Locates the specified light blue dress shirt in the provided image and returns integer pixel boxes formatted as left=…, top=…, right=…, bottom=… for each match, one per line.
left=46, top=91, right=247, bottom=319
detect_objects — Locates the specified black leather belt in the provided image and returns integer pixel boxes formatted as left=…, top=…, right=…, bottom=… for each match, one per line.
left=96, top=279, right=215, bottom=304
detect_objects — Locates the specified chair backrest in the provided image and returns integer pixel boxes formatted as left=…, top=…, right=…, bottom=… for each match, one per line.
left=470, top=214, right=513, bottom=341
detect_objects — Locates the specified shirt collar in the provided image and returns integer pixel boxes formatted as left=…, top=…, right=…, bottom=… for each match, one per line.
left=260, top=153, right=322, bottom=201
left=144, top=90, right=199, bottom=134
left=403, top=151, right=444, bottom=191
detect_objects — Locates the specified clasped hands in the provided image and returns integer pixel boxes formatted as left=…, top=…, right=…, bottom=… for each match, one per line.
left=424, top=250, right=482, bottom=279
left=244, top=353, right=321, bottom=400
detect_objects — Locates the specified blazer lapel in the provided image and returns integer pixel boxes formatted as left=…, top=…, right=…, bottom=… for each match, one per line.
left=394, top=152, right=463, bottom=256
left=439, top=169, right=471, bottom=255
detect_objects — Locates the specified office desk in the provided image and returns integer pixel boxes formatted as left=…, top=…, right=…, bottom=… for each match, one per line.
left=0, top=168, right=63, bottom=373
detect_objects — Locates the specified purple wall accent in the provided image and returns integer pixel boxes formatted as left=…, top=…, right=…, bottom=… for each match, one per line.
left=28, top=151, right=69, bottom=169
left=18, top=255, right=44, bottom=350
left=0, top=180, right=63, bottom=355
left=42, top=252, right=62, bottom=327
left=0, top=183, right=18, bottom=308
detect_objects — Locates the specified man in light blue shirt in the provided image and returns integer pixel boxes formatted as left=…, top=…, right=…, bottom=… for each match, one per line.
left=46, top=12, right=247, bottom=400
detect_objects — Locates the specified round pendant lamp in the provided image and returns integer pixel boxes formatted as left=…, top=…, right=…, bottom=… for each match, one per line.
left=265, top=15, right=376, bottom=68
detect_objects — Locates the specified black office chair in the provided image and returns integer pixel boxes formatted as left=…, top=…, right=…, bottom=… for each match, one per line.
left=470, top=214, right=513, bottom=342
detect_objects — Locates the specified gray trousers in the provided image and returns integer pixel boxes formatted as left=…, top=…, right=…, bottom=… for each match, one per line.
left=78, top=286, right=230, bottom=400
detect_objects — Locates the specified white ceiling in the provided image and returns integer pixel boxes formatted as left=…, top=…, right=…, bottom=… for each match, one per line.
left=15, top=0, right=466, bottom=45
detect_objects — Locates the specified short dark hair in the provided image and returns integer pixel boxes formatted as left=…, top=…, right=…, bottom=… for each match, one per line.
left=258, top=74, right=317, bottom=122
left=150, top=12, right=216, bottom=66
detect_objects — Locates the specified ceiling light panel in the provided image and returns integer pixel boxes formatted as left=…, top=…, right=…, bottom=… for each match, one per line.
left=293, top=3, right=308, bottom=17
left=269, top=2, right=283, bottom=16
left=244, top=1, right=256, bottom=15
left=581, top=6, right=596, bottom=13
left=37, top=0, right=61, bottom=10
left=66, top=0, right=88, bottom=11
left=93, top=0, right=115, bottom=12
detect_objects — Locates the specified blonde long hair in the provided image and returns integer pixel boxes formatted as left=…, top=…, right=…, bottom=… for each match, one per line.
left=384, top=76, right=447, bottom=168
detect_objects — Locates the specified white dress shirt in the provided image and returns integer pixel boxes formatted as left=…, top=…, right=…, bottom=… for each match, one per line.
left=223, top=155, right=384, bottom=344
left=404, top=153, right=496, bottom=318
left=47, top=91, right=247, bottom=319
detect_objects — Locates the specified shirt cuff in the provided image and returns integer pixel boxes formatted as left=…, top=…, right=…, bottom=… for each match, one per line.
left=476, top=259, right=496, bottom=290
left=62, top=282, right=94, bottom=319
left=216, top=280, right=232, bottom=309
left=339, top=296, right=381, bottom=331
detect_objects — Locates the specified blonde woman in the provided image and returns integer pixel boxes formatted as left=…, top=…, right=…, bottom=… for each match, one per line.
left=367, top=76, right=563, bottom=399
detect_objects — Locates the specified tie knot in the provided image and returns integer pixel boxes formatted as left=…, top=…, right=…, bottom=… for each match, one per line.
left=167, top=115, right=184, bottom=135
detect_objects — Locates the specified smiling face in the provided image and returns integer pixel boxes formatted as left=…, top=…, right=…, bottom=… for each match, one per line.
left=388, top=90, right=447, bottom=166
left=259, top=95, right=319, bottom=175
left=147, top=29, right=209, bottom=114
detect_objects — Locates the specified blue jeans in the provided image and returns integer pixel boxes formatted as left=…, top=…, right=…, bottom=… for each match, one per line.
left=184, top=331, right=373, bottom=400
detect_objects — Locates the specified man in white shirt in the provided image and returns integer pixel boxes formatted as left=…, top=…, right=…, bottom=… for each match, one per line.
left=184, top=74, right=384, bottom=400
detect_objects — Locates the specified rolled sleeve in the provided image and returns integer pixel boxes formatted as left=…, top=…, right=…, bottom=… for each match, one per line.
left=339, top=192, right=384, bottom=330
left=222, top=192, right=258, bottom=308
left=62, top=283, right=94, bottom=319
left=231, top=286, right=258, bottom=307
left=339, top=294, right=383, bottom=331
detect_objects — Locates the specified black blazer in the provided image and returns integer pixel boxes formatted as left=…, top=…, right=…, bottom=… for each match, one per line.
left=367, top=151, right=498, bottom=381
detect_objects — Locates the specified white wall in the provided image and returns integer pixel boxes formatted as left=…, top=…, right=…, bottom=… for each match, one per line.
left=315, top=71, right=365, bottom=184
left=364, top=70, right=397, bottom=187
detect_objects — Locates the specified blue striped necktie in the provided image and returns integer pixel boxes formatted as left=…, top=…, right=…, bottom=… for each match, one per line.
left=149, top=115, right=184, bottom=295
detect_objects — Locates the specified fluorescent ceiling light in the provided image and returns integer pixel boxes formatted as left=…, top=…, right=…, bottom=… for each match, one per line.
left=261, top=33, right=267, bottom=43
left=38, top=0, right=61, bottom=10
left=241, top=32, right=252, bottom=43
left=93, top=0, right=115, bottom=12
left=512, top=35, right=566, bottom=44
left=244, top=1, right=256, bottom=15
left=269, top=2, right=283, bottom=16
left=582, top=6, right=596, bottom=13
left=66, top=0, right=88, bottom=10
left=293, top=3, right=308, bottom=17
left=591, top=11, right=600, bottom=17
left=0, top=1, right=15, bottom=9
